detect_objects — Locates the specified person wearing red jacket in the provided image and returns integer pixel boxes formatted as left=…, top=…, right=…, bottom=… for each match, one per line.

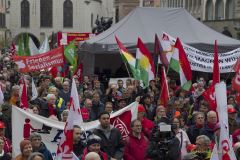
left=124, top=119, right=149, bottom=160
left=137, top=105, right=154, bottom=139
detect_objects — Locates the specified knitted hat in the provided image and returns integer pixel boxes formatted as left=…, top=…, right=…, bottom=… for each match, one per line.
left=20, top=139, right=31, bottom=152
left=87, top=134, right=101, bottom=146
left=138, top=105, right=146, bottom=113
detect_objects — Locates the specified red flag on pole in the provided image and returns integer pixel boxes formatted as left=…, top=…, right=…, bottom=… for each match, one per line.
left=213, top=40, right=220, bottom=85
left=20, top=80, right=28, bottom=109
left=74, top=62, right=83, bottom=83
left=232, top=72, right=240, bottom=92
left=202, top=85, right=216, bottom=111
left=202, top=40, right=220, bottom=111
left=159, top=67, right=169, bottom=107
left=234, top=58, right=240, bottom=73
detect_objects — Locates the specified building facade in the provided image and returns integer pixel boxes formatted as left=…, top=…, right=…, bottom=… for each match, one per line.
left=6, top=0, right=114, bottom=45
left=143, top=0, right=240, bottom=39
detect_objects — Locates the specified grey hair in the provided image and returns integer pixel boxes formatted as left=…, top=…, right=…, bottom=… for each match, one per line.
left=29, top=132, right=42, bottom=141
left=28, top=152, right=45, bottom=160
left=196, top=135, right=211, bottom=146
left=194, top=112, right=205, bottom=121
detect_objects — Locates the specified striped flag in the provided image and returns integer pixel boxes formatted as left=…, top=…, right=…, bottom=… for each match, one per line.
left=136, top=37, right=155, bottom=88
left=169, top=38, right=192, bottom=91
left=115, top=36, right=138, bottom=79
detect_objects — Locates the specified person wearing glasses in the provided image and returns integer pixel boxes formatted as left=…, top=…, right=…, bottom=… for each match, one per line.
left=187, top=112, right=205, bottom=144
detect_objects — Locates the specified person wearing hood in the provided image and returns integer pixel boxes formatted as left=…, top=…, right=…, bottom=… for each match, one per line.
left=29, top=133, right=53, bottom=160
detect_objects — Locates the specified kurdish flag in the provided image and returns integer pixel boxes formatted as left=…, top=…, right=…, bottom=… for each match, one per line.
left=169, top=38, right=192, bottom=91
left=115, top=36, right=138, bottom=79
left=136, top=38, right=155, bottom=88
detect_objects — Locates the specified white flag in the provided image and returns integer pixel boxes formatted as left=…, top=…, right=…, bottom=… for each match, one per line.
left=56, top=79, right=83, bottom=160
left=210, top=144, right=220, bottom=160
left=0, top=86, right=4, bottom=105
left=31, top=79, right=38, bottom=100
left=215, top=82, right=237, bottom=160
left=39, top=36, right=50, bottom=54
left=29, top=37, right=39, bottom=55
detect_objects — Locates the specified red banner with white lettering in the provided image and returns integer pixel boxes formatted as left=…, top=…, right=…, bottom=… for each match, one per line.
left=12, top=46, right=64, bottom=73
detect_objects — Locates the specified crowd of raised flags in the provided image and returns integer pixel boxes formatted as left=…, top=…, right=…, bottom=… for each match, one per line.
left=1, top=32, right=240, bottom=160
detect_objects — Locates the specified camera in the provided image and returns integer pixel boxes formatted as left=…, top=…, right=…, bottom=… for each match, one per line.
left=147, top=122, right=181, bottom=160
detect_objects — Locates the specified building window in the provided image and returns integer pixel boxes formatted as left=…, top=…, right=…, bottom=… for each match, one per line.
left=226, top=0, right=233, bottom=19
left=21, top=0, right=29, bottom=28
left=205, top=0, right=213, bottom=20
left=215, top=0, right=224, bottom=20
left=40, top=0, right=52, bottom=27
left=63, top=0, right=73, bottom=27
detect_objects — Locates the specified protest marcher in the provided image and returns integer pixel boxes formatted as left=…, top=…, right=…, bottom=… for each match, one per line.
left=172, top=117, right=191, bottom=159
left=73, top=125, right=85, bottom=158
left=187, top=112, right=205, bottom=144
left=191, top=135, right=211, bottom=160
left=85, top=152, right=101, bottom=160
left=93, top=111, right=124, bottom=160
left=0, top=121, right=11, bottom=154
left=59, top=81, right=71, bottom=105
left=15, top=139, right=33, bottom=160
left=80, top=134, right=110, bottom=160
left=199, top=111, right=218, bottom=141
left=228, top=105, right=240, bottom=134
left=0, top=137, right=10, bottom=160
left=124, top=119, right=148, bottom=160
left=27, top=152, right=45, bottom=160
left=29, top=133, right=52, bottom=160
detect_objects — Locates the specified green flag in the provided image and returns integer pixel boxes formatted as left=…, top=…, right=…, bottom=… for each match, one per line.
left=17, top=34, right=24, bottom=56
left=24, top=34, right=31, bottom=56
left=64, top=41, right=77, bottom=72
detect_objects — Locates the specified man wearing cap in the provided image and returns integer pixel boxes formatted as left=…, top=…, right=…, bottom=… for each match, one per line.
left=93, top=111, right=124, bottom=160
left=228, top=105, right=240, bottom=134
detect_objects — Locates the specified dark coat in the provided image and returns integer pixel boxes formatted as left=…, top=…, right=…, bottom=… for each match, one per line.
left=33, top=142, right=53, bottom=160
left=186, top=125, right=202, bottom=144
left=93, top=126, right=124, bottom=160
left=199, top=125, right=215, bottom=141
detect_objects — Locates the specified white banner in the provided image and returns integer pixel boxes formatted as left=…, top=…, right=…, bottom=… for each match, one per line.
left=164, top=32, right=240, bottom=73
left=12, top=102, right=138, bottom=158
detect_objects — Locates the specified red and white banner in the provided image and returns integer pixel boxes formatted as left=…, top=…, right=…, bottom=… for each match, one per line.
left=57, top=32, right=95, bottom=46
left=12, top=46, right=64, bottom=73
left=12, top=102, right=138, bottom=158
left=215, top=82, right=237, bottom=160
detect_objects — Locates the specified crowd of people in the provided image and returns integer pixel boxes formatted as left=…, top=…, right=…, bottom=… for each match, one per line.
left=0, top=52, right=240, bottom=160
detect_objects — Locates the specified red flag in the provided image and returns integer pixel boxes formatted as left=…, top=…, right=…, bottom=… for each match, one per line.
left=74, top=62, right=83, bottom=83
left=9, top=42, right=16, bottom=57
left=232, top=72, right=240, bottom=92
left=202, top=85, right=216, bottom=111
left=213, top=40, right=220, bottom=85
left=110, top=111, right=131, bottom=140
left=234, top=58, right=240, bottom=72
left=20, top=80, right=28, bottom=109
left=159, top=67, right=169, bottom=107
left=110, top=102, right=138, bottom=140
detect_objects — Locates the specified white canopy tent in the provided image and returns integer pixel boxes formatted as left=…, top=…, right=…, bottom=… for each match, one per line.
left=79, top=7, right=240, bottom=75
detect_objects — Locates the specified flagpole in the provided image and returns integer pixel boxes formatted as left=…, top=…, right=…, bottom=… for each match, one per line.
left=123, top=62, right=131, bottom=77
